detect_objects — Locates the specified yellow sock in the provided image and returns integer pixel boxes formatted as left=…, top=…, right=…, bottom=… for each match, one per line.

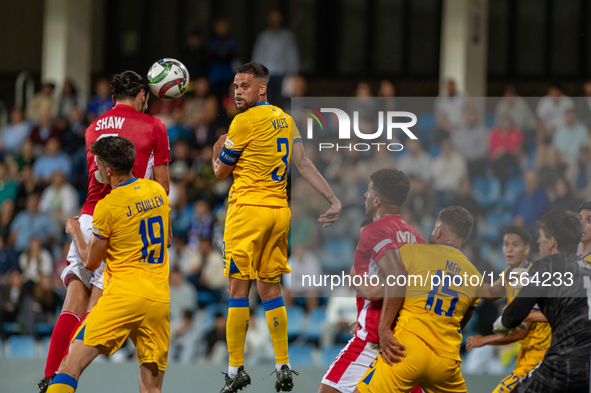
left=47, top=373, right=77, bottom=393
left=263, top=296, right=289, bottom=364
left=227, top=297, right=250, bottom=367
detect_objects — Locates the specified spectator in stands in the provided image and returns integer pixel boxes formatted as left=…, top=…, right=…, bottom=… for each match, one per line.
left=29, top=110, right=62, bottom=154
left=169, top=266, right=197, bottom=323
left=17, top=274, right=60, bottom=335
left=167, top=106, right=191, bottom=144
left=60, top=105, right=86, bottom=155
left=321, top=285, right=358, bottom=347
left=378, top=80, right=396, bottom=112
left=15, top=166, right=41, bottom=213
left=404, top=176, right=437, bottom=232
left=86, top=78, right=114, bottom=123
left=32, top=137, right=72, bottom=183
left=489, top=116, right=523, bottom=187
left=433, top=78, right=467, bottom=143
left=0, top=162, right=18, bottom=207
left=194, top=237, right=226, bottom=300
left=9, top=193, right=57, bottom=252
left=169, top=235, right=190, bottom=271
left=536, top=84, right=575, bottom=143
left=186, top=199, right=214, bottom=249
left=54, top=79, right=85, bottom=120
left=451, top=106, right=488, bottom=177
left=207, top=18, right=238, bottom=98
left=0, top=270, right=24, bottom=325
left=14, top=139, right=35, bottom=171
left=245, top=312, right=275, bottom=364
left=448, top=177, right=481, bottom=220
left=494, top=85, right=537, bottom=133
left=252, top=10, right=299, bottom=105
left=1, top=107, right=32, bottom=155
left=566, top=147, right=591, bottom=200
left=39, top=171, right=80, bottom=228
left=18, top=237, right=52, bottom=284
left=0, top=235, right=18, bottom=280
left=52, top=241, right=69, bottom=288
left=188, top=107, right=218, bottom=149
left=548, top=178, right=580, bottom=213
left=397, top=138, right=432, bottom=183
left=576, top=79, right=591, bottom=129
left=170, top=309, right=200, bottom=363
left=0, top=199, right=15, bottom=241
left=284, top=243, right=321, bottom=310
left=183, top=78, right=218, bottom=129
left=537, top=145, right=567, bottom=189
left=431, top=138, right=468, bottom=202
left=205, top=312, right=227, bottom=359
left=552, top=109, right=589, bottom=162
left=180, top=28, right=209, bottom=81
left=512, top=170, right=548, bottom=228
left=26, top=82, right=55, bottom=121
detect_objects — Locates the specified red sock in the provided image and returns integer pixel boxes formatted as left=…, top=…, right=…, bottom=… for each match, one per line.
left=44, top=311, right=80, bottom=378
left=63, top=311, right=90, bottom=358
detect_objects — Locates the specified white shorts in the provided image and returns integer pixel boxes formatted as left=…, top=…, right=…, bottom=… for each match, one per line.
left=321, top=335, right=379, bottom=393
left=61, top=214, right=106, bottom=290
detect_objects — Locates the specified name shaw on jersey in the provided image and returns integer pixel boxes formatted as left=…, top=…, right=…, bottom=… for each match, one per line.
left=96, top=116, right=126, bottom=131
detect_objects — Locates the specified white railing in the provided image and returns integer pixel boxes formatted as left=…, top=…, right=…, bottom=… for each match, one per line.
left=15, top=71, right=35, bottom=109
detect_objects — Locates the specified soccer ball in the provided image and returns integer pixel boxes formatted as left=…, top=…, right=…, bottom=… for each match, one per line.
left=147, top=58, right=190, bottom=99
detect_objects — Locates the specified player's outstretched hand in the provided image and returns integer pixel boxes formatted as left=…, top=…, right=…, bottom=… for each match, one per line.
left=65, top=216, right=80, bottom=236
left=318, top=199, right=342, bottom=228
left=465, top=335, right=485, bottom=350
left=378, top=328, right=406, bottom=366
left=492, top=316, right=527, bottom=337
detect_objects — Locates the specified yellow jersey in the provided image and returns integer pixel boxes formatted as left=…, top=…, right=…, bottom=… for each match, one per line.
left=502, top=263, right=551, bottom=351
left=220, top=102, right=302, bottom=207
left=92, top=178, right=170, bottom=303
left=583, top=252, right=591, bottom=263
left=397, top=243, right=483, bottom=361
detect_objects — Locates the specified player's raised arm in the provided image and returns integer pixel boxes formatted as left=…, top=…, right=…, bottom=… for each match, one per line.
left=466, top=323, right=533, bottom=350
left=212, top=133, right=234, bottom=180
left=292, top=141, right=341, bottom=227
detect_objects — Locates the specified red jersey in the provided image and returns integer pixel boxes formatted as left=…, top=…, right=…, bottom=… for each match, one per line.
left=81, top=104, right=171, bottom=216
left=354, top=214, right=425, bottom=343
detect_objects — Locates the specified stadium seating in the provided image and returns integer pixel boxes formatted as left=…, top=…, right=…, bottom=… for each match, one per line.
left=35, top=322, right=54, bottom=336
left=320, top=345, right=343, bottom=368
left=303, top=306, right=327, bottom=341
left=288, top=343, right=314, bottom=366
left=417, top=113, right=436, bottom=142
left=501, top=178, right=525, bottom=207
left=322, top=239, right=355, bottom=272
left=40, top=336, right=51, bottom=358
left=7, top=335, right=37, bottom=358
left=480, top=209, right=513, bottom=242
left=472, top=176, right=502, bottom=207
left=286, top=306, right=306, bottom=339
left=485, top=115, right=495, bottom=128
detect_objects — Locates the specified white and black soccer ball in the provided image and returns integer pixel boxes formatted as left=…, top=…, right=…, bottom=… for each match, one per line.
left=147, top=58, right=190, bottom=99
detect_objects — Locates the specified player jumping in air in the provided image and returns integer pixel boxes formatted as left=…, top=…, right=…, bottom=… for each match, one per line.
left=319, top=169, right=425, bottom=393
left=38, top=71, right=170, bottom=392
left=212, top=62, right=342, bottom=393
left=466, top=226, right=551, bottom=392
left=494, top=210, right=591, bottom=392
left=47, top=137, right=171, bottom=393
left=355, top=206, right=482, bottom=393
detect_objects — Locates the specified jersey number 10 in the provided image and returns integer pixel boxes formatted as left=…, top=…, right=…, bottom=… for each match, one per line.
left=139, top=216, right=164, bottom=264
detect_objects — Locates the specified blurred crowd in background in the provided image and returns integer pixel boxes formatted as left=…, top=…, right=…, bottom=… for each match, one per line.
left=1, top=10, right=591, bottom=372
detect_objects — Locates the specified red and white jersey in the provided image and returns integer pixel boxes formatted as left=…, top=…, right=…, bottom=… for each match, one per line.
left=354, top=214, right=425, bottom=343
left=81, top=104, right=171, bottom=216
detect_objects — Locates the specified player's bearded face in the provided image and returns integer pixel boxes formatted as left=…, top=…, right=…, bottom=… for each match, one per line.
left=234, top=73, right=265, bottom=111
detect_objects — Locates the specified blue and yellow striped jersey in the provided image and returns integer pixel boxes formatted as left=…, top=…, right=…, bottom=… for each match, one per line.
left=92, top=178, right=170, bottom=303
left=219, top=102, right=302, bottom=207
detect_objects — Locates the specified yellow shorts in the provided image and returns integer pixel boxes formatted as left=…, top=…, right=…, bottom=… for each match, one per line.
left=223, top=204, right=290, bottom=283
left=357, top=331, right=467, bottom=393
left=492, top=347, right=547, bottom=393
left=73, top=293, right=170, bottom=371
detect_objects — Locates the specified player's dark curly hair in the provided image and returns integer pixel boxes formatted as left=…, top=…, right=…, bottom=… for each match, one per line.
left=369, top=168, right=410, bottom=206
left=579, top=201, right=591, bottom=213
left=501, top=226, right=532, bottom=247
left=236, top=62, right=270, bottom=83
left=111, top=71, right=149, bottom=101
left=537, top=210, right=581, bottom=253
left=438, top=206, right=473, bottom=242
left=90, top=136, right=136, bottom=175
